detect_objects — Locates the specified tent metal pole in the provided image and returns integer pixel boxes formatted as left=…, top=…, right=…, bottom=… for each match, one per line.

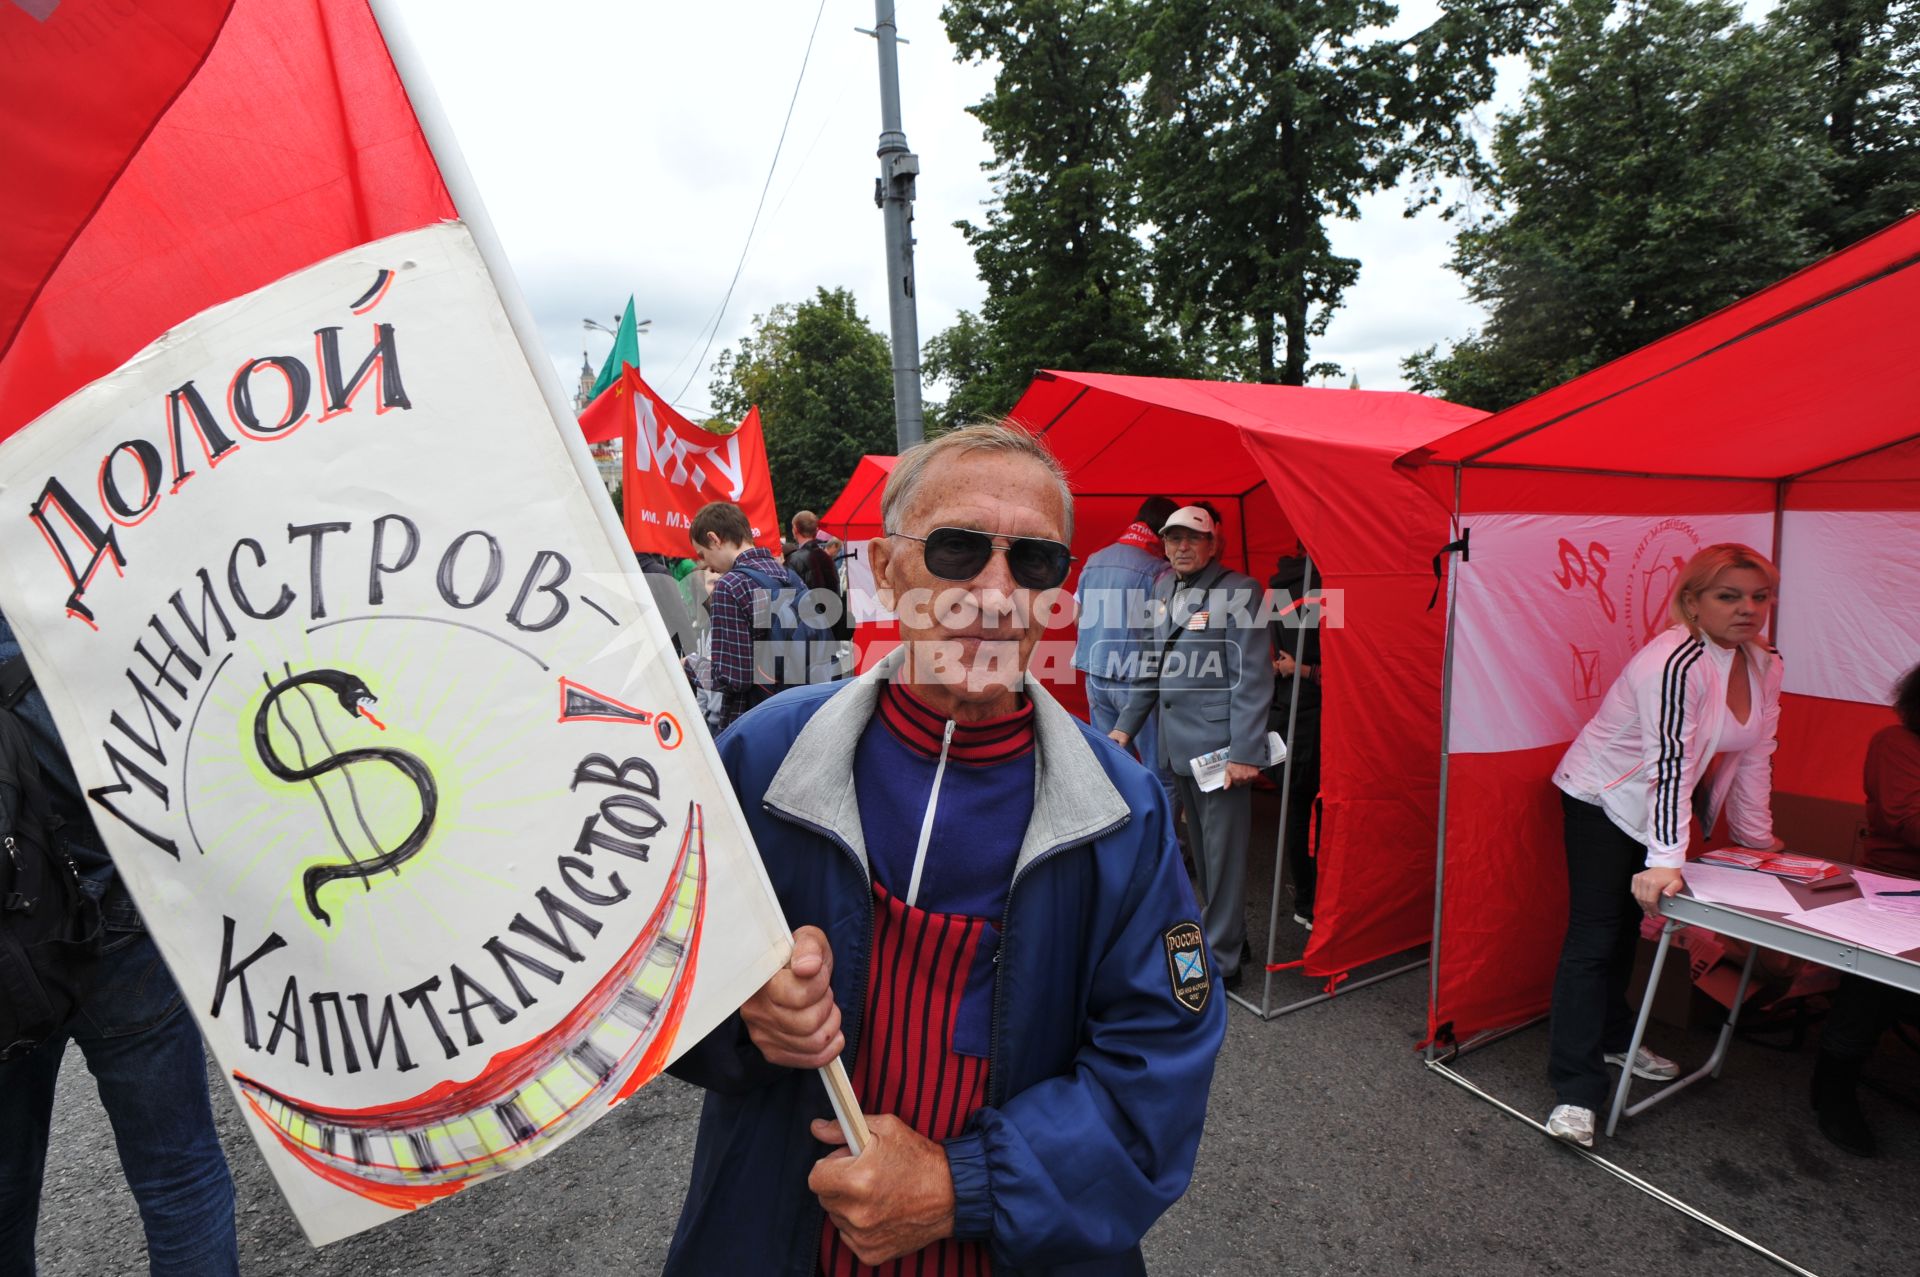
left=1432, top=1013, right=1550, bottom=1065
left=1769, top=479, right=1787, bottom=645
left=1030, top=386, right=1088, bottom=435
left=1425, top=1059, right=1821, bottom=1277
left=1229, top=946, right=1427, bottom=1020
left=1248, top=553, right=1314, bottom=1019
left=1236, top=955, right=1428, bottom=1020
left=1425, top=466, right=1464, bottom=1062
left=1457, top=459, right=1770, bottom=484
left=1237, top=495, right=1251, bottom=574
left=1779, top=426, right=1920, bottom=480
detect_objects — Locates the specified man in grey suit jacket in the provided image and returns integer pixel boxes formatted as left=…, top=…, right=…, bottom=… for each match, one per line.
left=1111, top=505, right=1274, bottom=987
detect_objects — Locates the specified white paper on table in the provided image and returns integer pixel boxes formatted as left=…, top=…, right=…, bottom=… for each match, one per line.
left=1682, top=863, right=1802, bottom=913
left=1852, top=867, right=1920, bottom=919
left=1191, top=731, right=1288, bottom=793
left=1782, top=897, right=1920, bottom=956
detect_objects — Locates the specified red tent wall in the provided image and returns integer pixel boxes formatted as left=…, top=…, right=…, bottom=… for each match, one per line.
left=1008, top=372, right=1484, bottom=979
left=820, top=454, right=899, bottom=671
left=1409, top=210, right=1920, bottom=1050
left=818, top=445, right=1293, bottom=719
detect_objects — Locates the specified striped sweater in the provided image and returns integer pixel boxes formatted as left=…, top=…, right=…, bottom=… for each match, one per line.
left=822, top=681, right=1036, bottom=1277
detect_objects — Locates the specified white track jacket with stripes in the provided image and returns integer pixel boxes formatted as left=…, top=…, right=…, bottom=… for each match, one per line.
left=1554, top=626, right=1783, bottom=869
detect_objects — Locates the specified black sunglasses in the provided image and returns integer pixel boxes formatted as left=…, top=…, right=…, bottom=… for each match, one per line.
left=890, top=527, right=1074, bottom=589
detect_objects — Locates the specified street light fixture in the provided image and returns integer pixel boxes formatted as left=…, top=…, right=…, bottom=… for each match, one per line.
left=583, top=316, right=653, bottom=338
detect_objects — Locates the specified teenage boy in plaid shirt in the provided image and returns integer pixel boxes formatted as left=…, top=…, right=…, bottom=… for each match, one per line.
left=690, top=501, right=806, bottom=731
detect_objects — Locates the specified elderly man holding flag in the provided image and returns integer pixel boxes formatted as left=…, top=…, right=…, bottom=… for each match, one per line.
left=666, top=423, right=1224, bottom=1275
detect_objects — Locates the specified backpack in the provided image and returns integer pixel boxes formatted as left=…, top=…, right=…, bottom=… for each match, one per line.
left=785, top=541, right=852, bottom=641
left=0, top=693, right=102, bottom=1062
left=733, top=562, right=841, bottom=699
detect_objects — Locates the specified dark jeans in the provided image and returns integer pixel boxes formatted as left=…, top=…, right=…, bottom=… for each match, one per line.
left=1823, top=973, right=1920, bottom=1062
left=1548, top=793, right=1646, bottom=1110
left=0, top=925, right=238, bottom=1276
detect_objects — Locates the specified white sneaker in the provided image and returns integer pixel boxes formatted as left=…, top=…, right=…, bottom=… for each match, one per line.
left=1605, top=1046, right=1680, bottom=1081
left=1546, top=1104, right=1595, bottom=1148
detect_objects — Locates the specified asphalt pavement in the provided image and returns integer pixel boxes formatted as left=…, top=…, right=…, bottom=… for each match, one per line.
left=26, top=795, right=1920, bottom=1276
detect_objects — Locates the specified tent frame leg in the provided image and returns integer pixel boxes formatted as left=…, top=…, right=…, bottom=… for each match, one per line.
left=1424, top=465, right=1465, bottom=1062
left=1227, top=948, right=1427, bottom=1021
left=1248, top=555, right=1314, bottom=1018
left=1431, top=1013, right=1549, bottom=1065
left=1425, top=1056, right=1819, bottom=1277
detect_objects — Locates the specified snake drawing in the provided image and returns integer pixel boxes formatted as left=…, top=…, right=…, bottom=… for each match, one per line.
left=253, top=668, right=438, bottom=927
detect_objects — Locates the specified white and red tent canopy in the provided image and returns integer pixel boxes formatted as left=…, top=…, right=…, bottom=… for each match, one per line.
left=821, top=453, right=898, bottom=643
left=1009, top=371, right=1484, bottom=980
left=1402, top=210, right=1920, bottom=1047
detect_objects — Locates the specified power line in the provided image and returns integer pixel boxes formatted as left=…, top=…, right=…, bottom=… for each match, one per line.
left=672, top=0, right=831, bottom=405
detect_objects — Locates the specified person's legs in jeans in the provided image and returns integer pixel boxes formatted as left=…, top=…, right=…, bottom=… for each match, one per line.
left=73, top=927, right=238, bottom=1277
left=1822, top=975, right=1896, bottom=1063
left=1547, top=795, right=1645, bottom=1112
left=1084, top=676, right=1123, bottom=736
left=0, top=1030, right=67, bottom=1274
left=1088, top=678, right=1178, bottom=811
left=1276, top=708, right=1321, bottom=919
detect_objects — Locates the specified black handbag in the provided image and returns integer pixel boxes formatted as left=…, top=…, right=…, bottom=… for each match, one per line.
left=0, top=698, right=103, bottom=1062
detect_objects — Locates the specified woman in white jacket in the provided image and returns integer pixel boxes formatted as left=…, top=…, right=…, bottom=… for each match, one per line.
left=1545, top=543, right=1784, bottom=1147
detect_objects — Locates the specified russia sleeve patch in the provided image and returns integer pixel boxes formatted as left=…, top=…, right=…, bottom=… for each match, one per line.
left=1164, top=921, right=1211, bottom=1013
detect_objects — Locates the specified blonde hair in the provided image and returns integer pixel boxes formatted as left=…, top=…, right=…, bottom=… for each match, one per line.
left=881, top=420, right=1074, bottom=540
left=1667, top=543, right=1780, bottom=635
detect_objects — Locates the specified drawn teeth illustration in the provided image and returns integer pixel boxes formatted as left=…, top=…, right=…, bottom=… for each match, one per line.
left=234, top=802, right=706, bottom=1210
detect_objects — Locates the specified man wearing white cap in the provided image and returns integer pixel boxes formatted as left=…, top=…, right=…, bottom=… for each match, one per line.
left=1111, top=504, right=1273, bottom=987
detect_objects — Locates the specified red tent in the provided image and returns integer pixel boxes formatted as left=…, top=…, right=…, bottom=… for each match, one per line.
left=1008, top=372, right=1485, bottom=984
left=820, top=454, right=898, bottom=670
left=1402, top=210, right=1920, bottom=1051
left=820, top=453, right=893, bottom=549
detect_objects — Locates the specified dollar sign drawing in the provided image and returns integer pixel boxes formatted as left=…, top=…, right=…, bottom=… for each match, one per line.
left=253, top=667, right=439, bottom=927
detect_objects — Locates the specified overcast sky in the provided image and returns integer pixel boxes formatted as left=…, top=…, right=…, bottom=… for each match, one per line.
left=396, top=1, right=1525, bottom=416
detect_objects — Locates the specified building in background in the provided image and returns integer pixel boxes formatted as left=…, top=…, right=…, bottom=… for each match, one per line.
left=575, top=349, right=622, bottom=493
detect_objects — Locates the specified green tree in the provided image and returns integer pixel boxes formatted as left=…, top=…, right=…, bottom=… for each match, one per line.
left=1771, top=0, right=1920, bottom=254
left=1134, top=0, right=1540, bottom=385
left=1404, top=0, right=1833, bottom=410
left=921, top=309, right=1002, bottom=434
left=710, top=287, right=894, bottom=525
left=942, top=0, right=1184, bottom=415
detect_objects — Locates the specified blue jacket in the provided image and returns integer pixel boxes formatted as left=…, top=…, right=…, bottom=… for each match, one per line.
left=665, top=650, right=1224, bottom=1275
left=1071, top=534, right=1170, bottom=682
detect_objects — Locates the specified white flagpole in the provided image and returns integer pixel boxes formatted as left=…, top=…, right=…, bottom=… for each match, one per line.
left=364, top=0, right=869, bottom=1158
left=364, top=0, right=651, bottom=635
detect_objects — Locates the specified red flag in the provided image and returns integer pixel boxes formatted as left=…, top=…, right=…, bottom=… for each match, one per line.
left=0, top=0, right=234, bottom=364
left=577, top=361, right=633, bottom=445
left=0, top=0, right=455, bottom=438
left=617, top=367, right=782, bottom=555
left=0, top=0, right=806, bottom=1249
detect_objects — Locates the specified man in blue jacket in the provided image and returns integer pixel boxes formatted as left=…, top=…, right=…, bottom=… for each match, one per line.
left=1073, top=495, right=1177, bottom=810
left=666, top=423, right=1225, bottom=1276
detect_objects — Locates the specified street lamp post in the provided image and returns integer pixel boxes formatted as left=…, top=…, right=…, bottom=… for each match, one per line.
left=866, top=0, right=924, bottom=450
left=583, top=314, right=652, bottom=361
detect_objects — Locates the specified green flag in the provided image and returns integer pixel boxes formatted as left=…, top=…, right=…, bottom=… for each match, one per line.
left=586, top=296, right=641, bottom=402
